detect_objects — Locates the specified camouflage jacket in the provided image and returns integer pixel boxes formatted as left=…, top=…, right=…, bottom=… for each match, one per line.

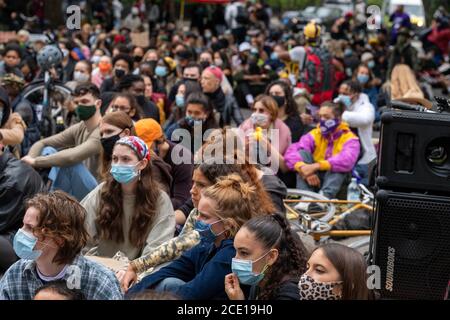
left=130, top=208, right=200, bottom=274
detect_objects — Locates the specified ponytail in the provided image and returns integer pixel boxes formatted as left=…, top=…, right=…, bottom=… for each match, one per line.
left=242, top=214, right=309, bottom=300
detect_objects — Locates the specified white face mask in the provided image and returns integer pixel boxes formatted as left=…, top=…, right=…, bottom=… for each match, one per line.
left=91, top=55, right=101, bottom=64
left=74, top=71, right=90, bottom=83
left=250, top=112, right=269, bottom=127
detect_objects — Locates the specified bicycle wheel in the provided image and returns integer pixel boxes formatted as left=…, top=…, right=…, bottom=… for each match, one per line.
left=286, top=189, right=337, bottom=223
left=22, top=81, right=72, bottom=137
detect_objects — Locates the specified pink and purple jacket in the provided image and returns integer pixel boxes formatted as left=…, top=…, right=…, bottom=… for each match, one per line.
left=284, top=122, right=360, bottom=173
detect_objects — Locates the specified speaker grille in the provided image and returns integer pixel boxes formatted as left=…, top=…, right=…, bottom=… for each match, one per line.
left=389, top=111, right=450, bottom=122
left=374, top=192, right=450, bottom=299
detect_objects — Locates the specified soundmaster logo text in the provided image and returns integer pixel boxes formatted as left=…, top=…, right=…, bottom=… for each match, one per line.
left=385, top=246, right=395, bottom=292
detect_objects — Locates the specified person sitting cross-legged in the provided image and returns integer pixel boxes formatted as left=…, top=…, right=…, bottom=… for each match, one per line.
left=21, top=83, right=102, bottom=201
left=284, top=102, right=360, bottom=202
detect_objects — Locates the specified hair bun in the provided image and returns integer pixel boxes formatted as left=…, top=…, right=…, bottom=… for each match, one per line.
left=217, top=174, right=255, bottom=200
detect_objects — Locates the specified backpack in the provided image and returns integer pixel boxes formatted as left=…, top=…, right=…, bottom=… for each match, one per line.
left=21, top=122, right=41, bottom=157
left=12, top=97, right=42, bottom=157
left=236, top=5, right=249, bottom=25
left=20, top=103, right=41, bottom=157
left=298, top=47, right=335, bottom=105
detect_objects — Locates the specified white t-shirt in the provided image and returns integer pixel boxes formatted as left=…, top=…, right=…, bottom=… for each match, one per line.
left=36, top=265, right=68, bottom=282
left=289, top=46, right=307, bottom=70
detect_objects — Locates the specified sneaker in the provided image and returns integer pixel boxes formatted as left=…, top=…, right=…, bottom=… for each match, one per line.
left=294, top=197, right=313, bottom=212
left=307, top=202, right=326, bottom=214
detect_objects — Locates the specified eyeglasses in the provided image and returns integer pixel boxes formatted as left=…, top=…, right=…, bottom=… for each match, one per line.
left=111, top=105, right=131, bottom=112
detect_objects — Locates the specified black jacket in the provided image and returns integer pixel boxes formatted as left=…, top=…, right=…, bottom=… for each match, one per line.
left=140, top=99, right=160, bottom=123
left=0, top=87, right=11, bottom=128
left=206, top=88, right=244, bottom=126
left=100, top=77, right=117, bottom=93
left=0, top=150, right=45, bottom=234
left=249, top=278, right=300, bottom=300
left=164, top=141, right=193, bottom=210
left=261, top=170, right=288, bottom=215
left=223, top=93, right=244, bottom=126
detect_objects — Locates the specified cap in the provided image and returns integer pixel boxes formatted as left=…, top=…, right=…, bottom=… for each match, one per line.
left=303, top=21, right=321, bottom=39
left=134, top=118, right=164, bottom=148
left=361, top=52, right=374, bottom=63
left=239, top=42, right=252, bottom=52
left=17, top=29, right=30, bottom=38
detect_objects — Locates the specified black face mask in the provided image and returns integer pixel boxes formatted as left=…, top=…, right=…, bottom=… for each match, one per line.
left=183, top=77, right=199, bottom=84
left=200, top=61, right=211, bottom=70
left=115, top=68, right=126, bottom=79
left=134, top=55, right=143, bottom=63
left=101, top=133, right=122, bottom=158
left=147, top=60, right=157, bottom=71
left=135, top=95, right=146, bottom=107
left=271, top=95, right=286, bottom=108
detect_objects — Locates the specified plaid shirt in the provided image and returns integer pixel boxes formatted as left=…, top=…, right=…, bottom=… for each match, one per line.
left=0, top=255, right=123, bottom=300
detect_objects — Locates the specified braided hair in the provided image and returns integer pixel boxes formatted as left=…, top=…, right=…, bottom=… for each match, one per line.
left=242, top=214, right=309, bottom=300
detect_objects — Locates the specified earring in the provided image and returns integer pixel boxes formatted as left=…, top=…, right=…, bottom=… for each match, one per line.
left=138, top=170, right=141, bottom=181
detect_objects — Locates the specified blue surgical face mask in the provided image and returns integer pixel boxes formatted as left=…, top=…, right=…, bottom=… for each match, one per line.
left=13, top=228, right=42, bottom=261
left=155, top=66, right=168, bottom=77
left=367, top=60, right=375, bottom=69
left=110, top=163, right=139, bottom=184
left=232, top=250, right=272, bottom=286
left=270, top=52, right=279, bottom=60
left=357, top=74, right=370, bottom=84
left=185, top=115, right=204, bottom=127
left=175, top=95, right=185, bottom=108
left=338, top=94, right=353, bottom=108
left=344, top=48, right=353, bottom=57
left=194, top=219, right=225, bottom=243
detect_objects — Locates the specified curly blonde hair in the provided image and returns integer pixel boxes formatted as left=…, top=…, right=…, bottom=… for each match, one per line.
left=202, top=174, right=260, bottom=237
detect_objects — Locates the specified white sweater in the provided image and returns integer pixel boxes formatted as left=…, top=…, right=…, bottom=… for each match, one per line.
left=81, top=182, right=175, bottom=260
left=342, top=93, right=377, bottom=165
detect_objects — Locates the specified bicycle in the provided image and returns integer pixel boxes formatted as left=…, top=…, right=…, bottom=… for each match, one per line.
left=21, top=33, right=72, bottom=138
left=284, top=184, right=374, bottom=250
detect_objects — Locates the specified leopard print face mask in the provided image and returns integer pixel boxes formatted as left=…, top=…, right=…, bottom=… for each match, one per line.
left=298, top=274, right=343, bottom=300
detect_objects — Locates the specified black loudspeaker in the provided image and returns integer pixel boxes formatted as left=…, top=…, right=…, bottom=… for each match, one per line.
left=373, top=190, right=450, bottom=299
left=376, top=111, right=450, bottom=195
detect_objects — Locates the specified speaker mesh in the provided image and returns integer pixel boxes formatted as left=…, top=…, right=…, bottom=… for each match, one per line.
left=374, top=192, right=450, bottom=299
